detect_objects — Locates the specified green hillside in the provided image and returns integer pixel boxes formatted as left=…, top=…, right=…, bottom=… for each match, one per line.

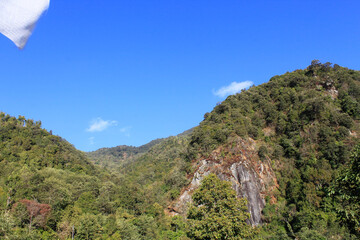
left=0, top=113, right=95, bottom=174
left=0, top=113, right=191, bottom=239
left=87, top=128, right=194, bottom=171
left=188, top=60, right=360, bottom=238
left=0, top=114, right=107, bottom=238
left=87, top=138, right=165, bottom=170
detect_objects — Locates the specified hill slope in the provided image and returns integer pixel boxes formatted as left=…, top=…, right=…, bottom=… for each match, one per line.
left=87, top=128, right=194, bottom=171
left=0, top=113, right=95, bottom=174
left=87, top=138, right=164, bottom=170
left=180, top=60, right=360, bottom=238
left=0, top=114, right=131, bottom=239
left=0, top=113, right=192, bottom=239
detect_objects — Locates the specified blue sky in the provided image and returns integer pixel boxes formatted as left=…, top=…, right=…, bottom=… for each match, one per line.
left=1, top=0, right=359, bottom=151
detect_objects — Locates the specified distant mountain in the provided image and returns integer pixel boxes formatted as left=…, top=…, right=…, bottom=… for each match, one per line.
left=87, top=127, right=194, bottom=170
left=87, top=138, right=165, bottom=169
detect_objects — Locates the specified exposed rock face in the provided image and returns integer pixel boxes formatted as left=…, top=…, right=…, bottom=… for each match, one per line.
left=171, top=137, right=277, bottom=226
left=230, top=163, right=265, bottom=225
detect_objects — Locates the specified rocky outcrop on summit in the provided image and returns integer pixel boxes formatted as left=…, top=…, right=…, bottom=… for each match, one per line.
left=171, top=137, right=277, bottom=226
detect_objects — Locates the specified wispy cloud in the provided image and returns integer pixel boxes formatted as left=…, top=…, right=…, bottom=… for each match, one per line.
left=213, top=81, right=253, bottom=98
left=86, top=118, right=118, bottom=132
left=89, top=137, right=95, bottom=145
left=120, top=126, right=132, bottom=137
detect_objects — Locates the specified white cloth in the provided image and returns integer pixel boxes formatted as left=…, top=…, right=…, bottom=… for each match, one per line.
left=0, top=0, right=49, bottom=49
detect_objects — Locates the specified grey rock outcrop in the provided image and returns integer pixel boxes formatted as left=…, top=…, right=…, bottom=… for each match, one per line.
left=171, top=137, right=277, bottom=226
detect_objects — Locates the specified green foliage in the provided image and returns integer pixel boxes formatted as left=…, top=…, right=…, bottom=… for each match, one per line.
left=0, top=212, right=16, bottom=238
left=87, top=138, right=165, bottom=170
left=258, top=145, right=268, bottom=161
left=116, top=218, right=142, bottom=240
left=132, top=215, right=159, bottom=239
left=0, top=113, right=95, bottom=174
left=187, top=174, right=257, bottom=239
left=297, top=227, right=327, bottom=240
left=76, top=213, right=103, bottom=240
left=189, top=61, right=359, bottom=159
left=109, top=135, right=191, bottom=216
left=0, top=113, right=125, bottom=239
left=330, top=144, right=360, bottom=235
left=163, top=215, right=189, bottom=239
left=12, top=202, right=29, bottom=228
left=86, top=133, right=191, bottom=239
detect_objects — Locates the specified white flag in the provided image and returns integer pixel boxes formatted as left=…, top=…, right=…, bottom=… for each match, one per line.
left=0, top=0, right=49, bottom=49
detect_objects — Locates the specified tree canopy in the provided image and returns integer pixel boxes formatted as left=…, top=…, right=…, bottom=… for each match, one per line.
left=331, top=144, right=360, bottom=235
left=187, top=174, right=256, bottom=239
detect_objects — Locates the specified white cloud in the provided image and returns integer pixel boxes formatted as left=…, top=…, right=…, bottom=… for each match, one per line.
left=213, top=81, right=253, bottom=98
left=86, top=118, right=118, bottom=132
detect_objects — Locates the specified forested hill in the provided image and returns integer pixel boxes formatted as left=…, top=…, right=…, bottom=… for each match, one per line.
left=0, top=113, right=192, bottom=239
left=87, top=138, right=164, bottom=169
left=0, top=113, right=95, bottom=174
left=189, top=60, right=359, bottom=158
left=0, top=113, right=110, bottom=239
left=87, top=128, right=194, bottom=170
left=185, top=60, right=360, bottom=238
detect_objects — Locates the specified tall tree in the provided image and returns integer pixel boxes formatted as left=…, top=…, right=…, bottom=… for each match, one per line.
left=187, top=174, right=256, bottom=239
left=12, top=199, right=51, bottom=232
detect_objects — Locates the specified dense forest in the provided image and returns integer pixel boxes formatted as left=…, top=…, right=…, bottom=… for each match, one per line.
left=0, top=114, right=193, bottom=239
left=87, top=138, right=165, bottom=170
left=0, top=61, right=359, bottom=239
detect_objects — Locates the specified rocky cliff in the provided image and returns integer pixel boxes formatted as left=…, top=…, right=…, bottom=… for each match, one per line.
left=171, top=136, right=277, bottom=226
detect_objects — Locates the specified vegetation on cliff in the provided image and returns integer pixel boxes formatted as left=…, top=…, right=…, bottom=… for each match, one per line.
left=330, top=143, right=360, bottom=235
left=188, top=60, right=360, bottom=239
left=187, top=174, right=256, bottom=239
